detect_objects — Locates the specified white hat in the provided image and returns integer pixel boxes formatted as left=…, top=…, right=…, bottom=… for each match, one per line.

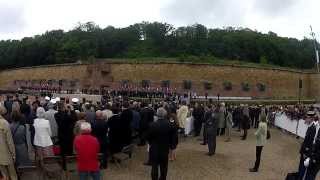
left=45, top=96, right=50, bottom=101
left=50, top=99, right=57, bottom=104
left=307, top=111, right=316, bottom=116
left=72, top=98, right=79, bottom=103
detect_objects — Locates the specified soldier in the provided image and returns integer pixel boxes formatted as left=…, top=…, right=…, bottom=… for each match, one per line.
left=298, top=111, right=320, bottom=180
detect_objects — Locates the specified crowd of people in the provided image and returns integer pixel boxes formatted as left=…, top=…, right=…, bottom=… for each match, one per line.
left=0, top=93, right=319, bottom=180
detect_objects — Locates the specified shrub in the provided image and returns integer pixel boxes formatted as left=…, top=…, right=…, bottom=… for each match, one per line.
left=257, top=83, right=266, bottom=92
left=241, top=82, right=250, bottom=91
left=203, top=81, right=212, bottom=90
left=223, top=81, right=232, bottom=91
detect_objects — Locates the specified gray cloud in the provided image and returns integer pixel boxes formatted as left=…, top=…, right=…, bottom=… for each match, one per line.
left=253, top=0, right=300, bottom=16
left=161, top=0, right=248, bottom=27
left=0, top=2, right=26, bottom=34
left=161, top=0, right=302, bottom=28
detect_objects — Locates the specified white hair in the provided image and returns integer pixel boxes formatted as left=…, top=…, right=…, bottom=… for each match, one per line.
left=156, top=107, right=167, bottom=119
left=96, top=110, right=103, bottom=118
left=36, top=107, right=46, bottom=118
left=80, top=122, right=92, bottom=133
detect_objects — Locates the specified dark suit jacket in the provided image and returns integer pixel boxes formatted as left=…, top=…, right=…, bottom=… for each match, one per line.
left=55, top=110, right=77, bottom=155
left=92, top=120, right=108, bottom=151
left=301, top=124, right=316, bottom=156
left=146, top=118, right=174, bottom=164
left=204, top=110, right=217, bottom=136
left=140, top=107, right=154, bottom=131
left=300, top=124, right=320, bottom=167
left=193, top=107, right=204, bottom=122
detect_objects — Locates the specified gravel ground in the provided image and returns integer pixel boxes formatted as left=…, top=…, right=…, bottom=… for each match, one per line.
left=20, top=128, right=320, bottom=180
left=103, top=128, right=317, bottom=180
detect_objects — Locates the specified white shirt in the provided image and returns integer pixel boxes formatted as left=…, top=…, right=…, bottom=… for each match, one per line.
left=33, top=118, right=53, bottom=147
left=313, top=121, right=320, bottom=144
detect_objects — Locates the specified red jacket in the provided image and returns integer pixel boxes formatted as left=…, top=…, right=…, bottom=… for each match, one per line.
left=74, top=134, right=100, bottom=171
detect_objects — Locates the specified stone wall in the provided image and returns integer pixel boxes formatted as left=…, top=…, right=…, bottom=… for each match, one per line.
left=0, top=62, right=317, bottom=99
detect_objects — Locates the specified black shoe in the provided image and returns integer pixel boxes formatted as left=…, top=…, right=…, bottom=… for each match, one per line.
left=241, top=137, right=246, bottom=140
left=206, top=152, right=214, bottom=156
left=249, top=168, right=258, bottom=172
left=200, top=143, right=207, bottom=145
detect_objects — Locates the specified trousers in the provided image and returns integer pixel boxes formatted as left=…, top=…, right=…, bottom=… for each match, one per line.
left=151, top=158, right=168, bottom=180
left=79, top=171, right=100, bottom=180
left=254, top=146, right=263, bottom=170
left=207, top=134, right=216, bottom=154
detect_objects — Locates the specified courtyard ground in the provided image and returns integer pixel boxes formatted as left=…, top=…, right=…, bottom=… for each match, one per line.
left=103, top=128, right=310, bottom=180
left=20, top=127, right=319, bottom=180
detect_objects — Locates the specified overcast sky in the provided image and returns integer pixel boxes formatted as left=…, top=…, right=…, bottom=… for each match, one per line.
left=0, top=0, right=319, bottom=40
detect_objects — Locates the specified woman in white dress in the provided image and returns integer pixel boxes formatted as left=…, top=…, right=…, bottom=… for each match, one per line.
left=33, top=107, right=53, bottom=161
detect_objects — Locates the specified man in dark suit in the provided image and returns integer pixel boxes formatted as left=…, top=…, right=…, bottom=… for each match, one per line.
left=193, top=103, right=204, bottom=137
left=204, top=105, right=218, bottom=156
left=91, top=111, right=109, bottom=169
left=146, top=107, right=174, bottom=180
left=138, top=103, right=154, bottom=146
left=298, top=111, right=320, bottom=180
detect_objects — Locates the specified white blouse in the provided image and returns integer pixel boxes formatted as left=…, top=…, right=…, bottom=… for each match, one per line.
left=33, top=118, right=53, bottom=147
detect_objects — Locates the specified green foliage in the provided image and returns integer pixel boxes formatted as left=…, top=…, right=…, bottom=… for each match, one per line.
left=257, top=83, right=266, bottom=92
left=223, top=81, right=232, bottom=91
left=259, top=56, right=268, bottom=64
left=0, top=21, right=316, bottom=69
left=203, top=81, right=212, bottom=90
left=241, top=82, right=250, bottom=91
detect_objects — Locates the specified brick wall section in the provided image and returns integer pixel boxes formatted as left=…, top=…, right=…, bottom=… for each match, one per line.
left=0, top=62, right=316, bottom=99
left=309, top=73, right=320, bottom=101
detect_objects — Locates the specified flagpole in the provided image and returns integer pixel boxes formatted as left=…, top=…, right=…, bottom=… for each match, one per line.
left=310, top=25, right=319, bottom=72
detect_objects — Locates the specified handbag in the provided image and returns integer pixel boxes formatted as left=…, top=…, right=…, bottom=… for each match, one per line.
left=285, top=172, right=299, bottom=180
left=267, top=130, right=271, bottom=140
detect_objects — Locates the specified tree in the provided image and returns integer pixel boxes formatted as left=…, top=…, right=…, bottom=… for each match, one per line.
left=0, top=21, right=317, bottom=69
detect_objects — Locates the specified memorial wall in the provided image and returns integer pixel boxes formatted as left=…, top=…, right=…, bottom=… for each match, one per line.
left=0, top=61, right=318, bottom=99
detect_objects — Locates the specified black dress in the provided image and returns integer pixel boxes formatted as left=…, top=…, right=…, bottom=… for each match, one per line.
left=169, top=118, right=178, bottom=150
